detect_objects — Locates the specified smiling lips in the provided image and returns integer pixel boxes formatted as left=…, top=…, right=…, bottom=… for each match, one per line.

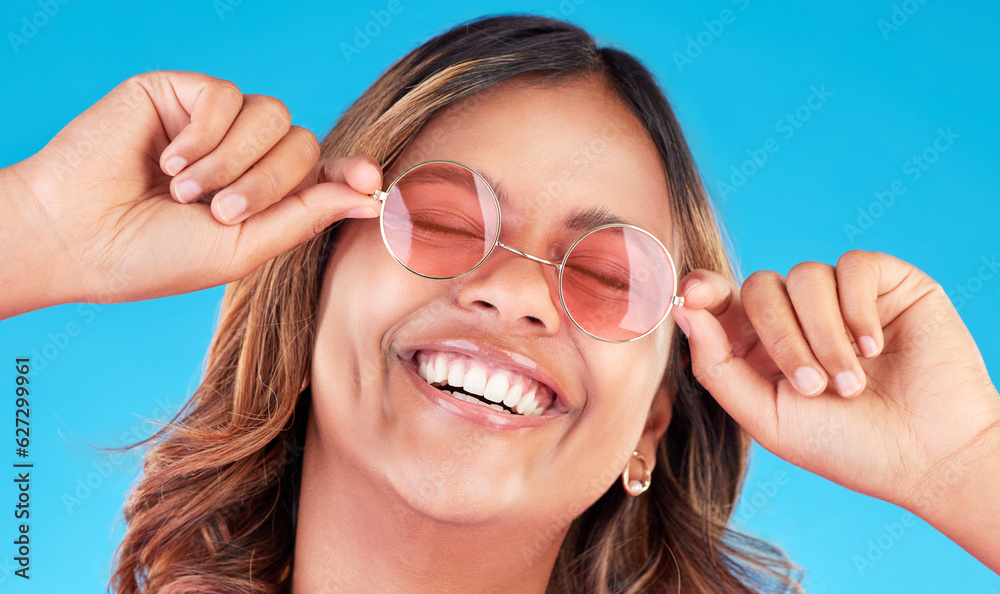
left=414, top=350, right=556, bottom=416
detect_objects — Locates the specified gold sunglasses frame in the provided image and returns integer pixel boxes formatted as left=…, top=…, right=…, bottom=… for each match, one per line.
left=371, top=160, right=684, bottom=342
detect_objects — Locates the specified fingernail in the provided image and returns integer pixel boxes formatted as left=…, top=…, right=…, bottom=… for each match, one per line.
left=683, top=282, right=704, bottom=300
left=858, top=336, right=879, bottom=358
left=218, top=194, right=248, bottom=223
left=175, top=179, right=202, bottom=203
left=346, top=205, right=380, bottom=218
left=672, top=310, right=691, bottom=337
left=834, top=371, right=861, bottom=396
left=164, top=156, right=187, bottom=176
left=366, top=162, right=383, bottom=188
left=794, top=367, right=824, bottom=395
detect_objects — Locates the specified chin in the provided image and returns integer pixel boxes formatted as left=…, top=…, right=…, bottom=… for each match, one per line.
left=384, top=457, right=525, bottom=525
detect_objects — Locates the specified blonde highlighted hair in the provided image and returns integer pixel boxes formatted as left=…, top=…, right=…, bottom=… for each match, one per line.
left=112, top=15, right=803, bottom=593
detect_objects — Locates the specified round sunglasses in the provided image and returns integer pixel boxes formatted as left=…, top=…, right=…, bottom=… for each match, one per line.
left=371, top=160, right=684, bottom=342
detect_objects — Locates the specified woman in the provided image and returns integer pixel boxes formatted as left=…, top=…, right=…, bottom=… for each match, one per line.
left=1, top=15, right=997, bottom=593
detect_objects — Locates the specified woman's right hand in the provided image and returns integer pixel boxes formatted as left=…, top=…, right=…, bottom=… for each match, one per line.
left=2, top=71, right=381, bottom=318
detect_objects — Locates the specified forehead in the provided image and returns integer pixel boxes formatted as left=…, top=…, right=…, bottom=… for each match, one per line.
left=394, top=75, right=674, bottom=245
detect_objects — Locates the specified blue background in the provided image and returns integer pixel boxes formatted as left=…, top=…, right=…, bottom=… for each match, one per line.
left=1, top=1, right=998, bottom=592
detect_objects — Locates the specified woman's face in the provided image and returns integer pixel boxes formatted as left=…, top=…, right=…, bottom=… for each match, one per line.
left=311, top=75, right=677, bottom=540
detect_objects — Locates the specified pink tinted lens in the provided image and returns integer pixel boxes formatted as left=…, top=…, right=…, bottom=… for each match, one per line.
left=560, top=226, right=675, bottom=341
left=381, top=162, right=499, bottom=278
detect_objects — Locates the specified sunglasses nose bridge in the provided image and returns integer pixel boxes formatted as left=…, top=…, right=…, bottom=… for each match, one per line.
left=495, top=242, right=560, bottom=269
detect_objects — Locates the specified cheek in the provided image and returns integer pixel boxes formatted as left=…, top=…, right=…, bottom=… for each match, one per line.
left=312, top=221, right=426, bottom=403
left=308, top=221, right=447, bottom=477
left=542, top=340, right=672, bottom=510
left=319, top=220, right=429, bottom=337
left=585, top=336, right=671, bottom=430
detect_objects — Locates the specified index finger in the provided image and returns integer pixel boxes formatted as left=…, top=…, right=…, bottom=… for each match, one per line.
left=678, top=269, right=755, bottom=356
left=290, top=155, right=383, bottom=197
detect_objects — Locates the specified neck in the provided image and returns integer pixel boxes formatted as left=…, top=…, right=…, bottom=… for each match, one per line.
left=291, top=415, right=566, bottom=593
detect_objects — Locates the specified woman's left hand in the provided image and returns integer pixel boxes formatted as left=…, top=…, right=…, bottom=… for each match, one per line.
left=671, top=250, right=1000, bottom=515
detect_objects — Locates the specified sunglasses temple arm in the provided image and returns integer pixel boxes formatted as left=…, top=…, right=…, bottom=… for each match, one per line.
left=372, top=190, right=389, bottom=203
left=671, top=295, right=685, bottom=307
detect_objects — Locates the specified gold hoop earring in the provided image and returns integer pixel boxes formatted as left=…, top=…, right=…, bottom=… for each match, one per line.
left=622, top=450, right=652, bottom=496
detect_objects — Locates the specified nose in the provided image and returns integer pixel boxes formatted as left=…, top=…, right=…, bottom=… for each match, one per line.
left=456, top=245, right=563, bottom=338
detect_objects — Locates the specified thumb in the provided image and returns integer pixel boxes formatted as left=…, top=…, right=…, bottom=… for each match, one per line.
left=226, top=181, right=380, bottom=274
left=672, top=305, right=779, bottom=441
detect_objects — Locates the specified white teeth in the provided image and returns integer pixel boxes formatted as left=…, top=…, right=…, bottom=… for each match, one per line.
left=433, top=354, right=449, bottom=384
left=462, top=394, right=491, bottom=409
left=502, top=384, right=522, bottom=408
left=447, top=359, right=466, bottom=388
left=416, top=352, right=551, bottom=417
left=515, top=388, right=537, bottom=415
left=483, top=374, right=509, bottom=403
left=463, top=366, right=487, bottom=396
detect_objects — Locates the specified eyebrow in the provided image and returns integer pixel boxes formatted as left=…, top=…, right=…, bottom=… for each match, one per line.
left=475, top=168, right=632, bottom=231
left=400, top=164, right=480, bottom=195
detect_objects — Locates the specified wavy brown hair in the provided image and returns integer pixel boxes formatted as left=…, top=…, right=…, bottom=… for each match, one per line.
left=111, top=15, right=804, bottom=594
